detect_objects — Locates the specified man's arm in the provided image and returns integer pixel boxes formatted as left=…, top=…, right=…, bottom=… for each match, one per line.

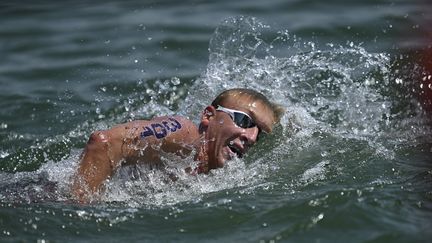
left=71, top=116, right=198, bottom=202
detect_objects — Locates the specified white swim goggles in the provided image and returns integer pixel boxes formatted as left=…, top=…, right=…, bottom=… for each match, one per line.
left=216, top=105, right=257, bottom=129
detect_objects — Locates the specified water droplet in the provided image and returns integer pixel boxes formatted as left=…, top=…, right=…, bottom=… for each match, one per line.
left=171, top=77, right=181, bottom=85
left=0, top=151, right=9, bottom=158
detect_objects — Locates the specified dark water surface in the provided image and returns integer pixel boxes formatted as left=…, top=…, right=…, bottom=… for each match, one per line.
left=1, top=0, right=432, bottom=242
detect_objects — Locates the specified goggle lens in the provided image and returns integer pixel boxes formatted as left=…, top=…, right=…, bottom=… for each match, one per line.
left=216, top=106, right=256, bottom=129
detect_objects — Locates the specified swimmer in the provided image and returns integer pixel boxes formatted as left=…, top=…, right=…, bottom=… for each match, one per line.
left=72, top=88, right=284, bottom=202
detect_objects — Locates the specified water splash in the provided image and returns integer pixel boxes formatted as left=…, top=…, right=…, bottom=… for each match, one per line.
left=184, top=16, right=430, bottom=152
left=1, top=16, right=430, bottom=208
left=101, top=156, right=269, bottom=208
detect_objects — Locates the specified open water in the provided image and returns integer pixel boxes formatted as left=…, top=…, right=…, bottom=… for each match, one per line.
left=1, top=0, right=432, bottom=242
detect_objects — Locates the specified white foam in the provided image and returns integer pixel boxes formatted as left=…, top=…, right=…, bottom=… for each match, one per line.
left=300, top=160, right=330, bottom=185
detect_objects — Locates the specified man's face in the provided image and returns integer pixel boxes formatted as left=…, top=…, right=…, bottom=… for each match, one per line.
left=202, top=96, right=275, bottom=170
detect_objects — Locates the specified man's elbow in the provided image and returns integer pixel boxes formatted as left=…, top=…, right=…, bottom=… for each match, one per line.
left=88, top=130, right=110, bottom=145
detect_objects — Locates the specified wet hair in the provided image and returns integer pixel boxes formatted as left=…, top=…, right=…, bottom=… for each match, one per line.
left=211, top=88, right=285, bottom=123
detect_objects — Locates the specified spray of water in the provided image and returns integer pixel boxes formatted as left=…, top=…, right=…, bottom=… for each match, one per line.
left=1, top=16, right=430, bottom=209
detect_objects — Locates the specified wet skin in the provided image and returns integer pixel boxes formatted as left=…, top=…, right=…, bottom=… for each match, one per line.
left=73, top=96, right=276, bottom=202
left=199, top=97, right=275, bottom=170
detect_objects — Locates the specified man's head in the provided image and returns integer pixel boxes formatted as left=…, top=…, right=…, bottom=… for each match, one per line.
left=199, top=88, right=284, bottom=170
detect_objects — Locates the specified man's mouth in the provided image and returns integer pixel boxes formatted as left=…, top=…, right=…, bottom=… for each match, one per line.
left=228, top=144, right=243, bottom=158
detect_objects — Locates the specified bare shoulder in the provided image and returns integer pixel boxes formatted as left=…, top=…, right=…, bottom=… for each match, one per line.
left=151, top=115, right=199, bottom=142
left=119, top=115, right=198, bottom=141
left=134, top=115, right=199, bottom=156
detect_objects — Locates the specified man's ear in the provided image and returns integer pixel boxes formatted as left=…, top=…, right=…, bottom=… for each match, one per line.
left=199, top=106, right=216, bottom=133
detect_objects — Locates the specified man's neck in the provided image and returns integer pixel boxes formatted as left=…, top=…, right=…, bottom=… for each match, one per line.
left=192, top=134, right=209, bottom=174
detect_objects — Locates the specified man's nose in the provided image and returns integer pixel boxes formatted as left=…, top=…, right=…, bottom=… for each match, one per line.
left=241, top=126, right=260, bottom=146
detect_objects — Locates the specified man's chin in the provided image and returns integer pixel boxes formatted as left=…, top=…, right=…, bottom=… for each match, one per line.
left=217, top=158, right=226, bottom=168
left=217, top=146, right=239, bottom=168
left=217, top=155, right=230, bottom=168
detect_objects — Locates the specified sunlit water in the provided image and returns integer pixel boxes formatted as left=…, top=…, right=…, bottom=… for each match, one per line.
left=1, top=2, right=432, bottom=242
